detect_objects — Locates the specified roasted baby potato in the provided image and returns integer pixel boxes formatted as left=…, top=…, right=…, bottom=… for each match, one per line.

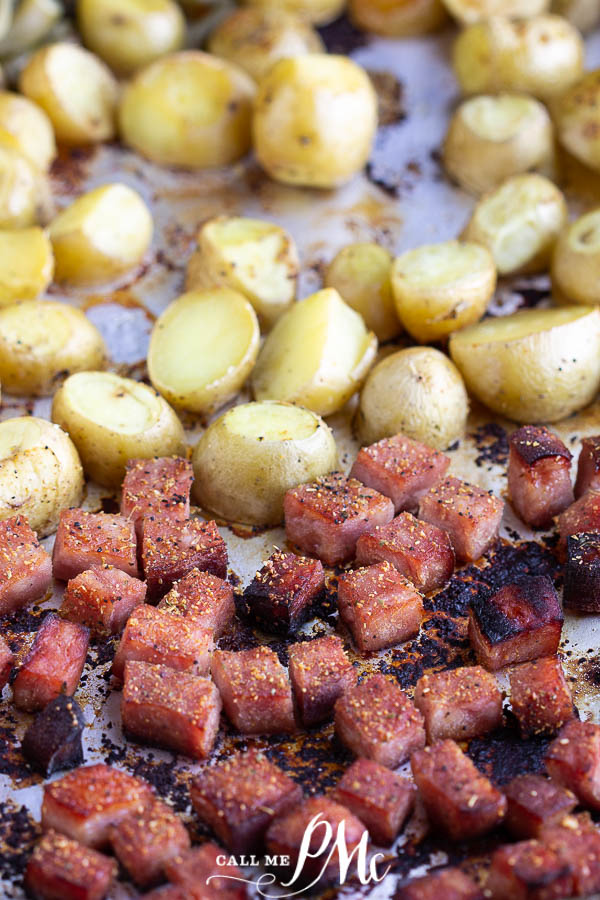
left=0, top=301, right=106, bottom=396
left=552, top=0, right=600, bottom=31
left=20, top=42, right=119, bottom=145
left=77, top=0, right=185, bottom=76
left=442, top=0, right=549, bottom=24
left=240, top=0, right=345, bottom=25
left=0, top=91, right=56, bottom=172
left=552, top=209, right=600, bottom=306
left=0, top=0, right=62, bottom=58
left=356, top=346, right=469, bottom=449
left=192, top=401, right=338, bottom=526
left=252, top=287, right=377, bottom=417
left=49, top=183, right=153, bottom=287
left=148, top=288, right=260, bottom=416
left=449, top=306, right=600, bottom=422
left=555, top=70, right=600, bottom=173
left=253, top=55, right=378, bottom=189
left=325, top=243, right=401, bottom=343
left=461, top=174, right=567, bottom=276
left=0, top=143, right=42, bottom=228
left=443, top=94, right=554, bottom=195
left=0, top=416, right=83, bottom=537
left=51, top=371, right=186, bottom=488
left=349, top=0, right=448, bottom=36
left=0, top=228, right=53, bottom=304
left=119, top=51, right=256, bottom=169
left=453, top=15, right=584, bottom=102
left=185, top=216, right=299, bottom=329
left=208, top=8, right=324, bottom=83
left=391, top=241, right=496, bottom=343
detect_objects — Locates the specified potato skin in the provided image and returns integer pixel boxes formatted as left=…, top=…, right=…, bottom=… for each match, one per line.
left=0, top=90, right=56, bottom=171
left=0, top=228, right=53, bottom=304
left=0, top=144, right=42, bottom=228
left=555, top=70, right=600, bottom=173
left=349, top=0, right=448, bottom=36
left=240, top=0, right=345, bottom=25
left=118, top=51, right=256, bottom=169
left=253, top=54, right=378, bottom=189
left=552, top=210, right=600, bottom=306
left=192, top=401, right=338, bottom=526
left=552, top=0, right=600, bottom=32
left=443, top=0, right=548, bottom=24
left=356, top=347, right=469, bottom=449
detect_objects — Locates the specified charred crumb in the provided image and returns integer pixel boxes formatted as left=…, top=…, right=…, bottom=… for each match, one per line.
left=217, top=618, right=259, bottom=652
left=467, top=714, right=552, bottom=786
left=317, top=14, right=369, bottom=54
left=100, top=731, right=128, bottom=765
left=583, top=657, right=600, bottom=687
left=265, top=728, right=352, bottom=795
left=0, top=800, right=40, bottom=888
left=368, top=70, right=407, bottom=127
left=4, top=606, right=45, bottom=645
left=99, top=496, right=120, bottom=514
left=0, top=725, right=33, bottom=783
left=227, top=570, right=242, bottom=588
left=472, top=424, right=509, bottom=470
left=127, top=755, right=191, bottom=814
left=90, top=636, right=118, bottom=668
left=380, top=624, right=471, bottom=692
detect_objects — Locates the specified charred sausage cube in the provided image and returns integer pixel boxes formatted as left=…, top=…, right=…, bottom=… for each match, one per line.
left=211, top=646, right=295, bottom=735
left=575, top=435, right=600, bottom=498
left=333, top=758, right=415, bottom=845
left=468, top=575, right=563, bottom=671
left=25, top=830, right=117, bottom=900
left=288, top=634, right=355, bottom=728
left=558, top=490, right=600, bottom=557
left=350, top=433, right=451, bottom=513
left=411, top=740, right=506, bottom=840
left=504, top=774, right=577, bottom=839
left=545, top=719, right=600, bottom=810
left=190, top=750, right=302, bottom=853
left=284, top=472, right=394, bottom=567
left=22, top=695, right=85, bottom=776
left=41, top=763, right=155, bottom=848
left=538, top=818, right=600, bottom=897
left=0, top=634, right=13, bottom=690
left=142, top=517, right=228, bottom=599
left=52, top=509, right=138, bottom=581
left=0, top=515, right=52, bottom=616
left=338, top=561, right=424, bottom=652
left=112, top=604, right=213, bottom=681
left=157, top=567, right=234, bottom=637
left=508, top=426, right=573, bottom=529
left=563, top=532, right=600, bottom=612
left=418, top=476, right=504, bottom=563
left=13, top=613, right=90, bottom=712
left=241, top=551, right=324, bottom=635
left=487, top=840, right=574, bottom=900
left=509, top=657, right=574, bottom=738
left=122, top=660, right=221, bottom=759
left=355, top=512, right=455, bottom=593
left=335, top=673, right=425, bottom=769
left=60, top=566, right=146, bottom=637
left=120, top=456, right=193, bottom=539
left=164, top=843, right=247, bottom=899
left=109, top=797, right=190, bottom=888
left=396, top=868, right=484, bottom=900
left=414, top=665, right=503, bottom=743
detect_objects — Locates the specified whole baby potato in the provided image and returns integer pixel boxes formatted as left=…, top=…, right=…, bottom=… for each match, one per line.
left=0, top=91, right=56, bottom=171
left=240, top=0, right=345, bottom=25
left=253, top=54, right=378, bottom=189
left=119, top=51, right=256, bottom=169
left=555, top=70, right=600, bottom=173
left=442, top=0, right=548, bottom=24
left=0, top=228, right=53, bottom=304
left=349, top=0, right=448, bottom=36
left=552, top=209, right=600, bottom=306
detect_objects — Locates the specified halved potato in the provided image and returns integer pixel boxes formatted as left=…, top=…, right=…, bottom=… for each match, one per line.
left=555, top=70, right=600, bottom=174
left=0, top=416, right=83, bottom=537
left=391, top=241, right=496, bottom=343
left=252, top=287, right=377, bottom=417
left=552, top=0, right=600, bottom=32
left=0, top=227, right=53, bottom=304
left=552, top=209, right=600, bottom=306
left=51, top=371, right=186, bottom=488
left=241, top=0, right=345, bottom=25
left=19, top=42, right=118, bottom=145
left=49, top=183, right=153, bottom=287
left=449, top=306, right=600, bottom=422
left=461, top=173, right=567, bottom=276
left=356, top=346, right=469, bottom=449
left=192, top=400, right=338, bottom=525
left=148, top=288, right=260, bottom=415
left=349, top=0, right=448, bottom=36
left=185, top=216, right=299, bottom=329
left=0, top=0, right=62, bottom=58
left=0, top=143, right=43, bottom=228
left=442, top=0, right=548, bottom=24
left=0, top=91, right=56, bottom=171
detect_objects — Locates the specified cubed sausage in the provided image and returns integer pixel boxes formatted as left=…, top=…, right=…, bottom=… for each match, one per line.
left=109, top=797, right=190, bottom=887
left=333, top=758, right=415, bottom=845
left=164, top=843, right=247, bottom=899
left=21, top=695, right=85, bottom=776
left=241, top=551, right=324, bottom=635
left=0, top=515, right=52, bottom=616
left=508, top=426, right=573, bottom=528
left=0, top=634, right=14, bottom=690
left=575, top=435, right=600, bottom=498
left=545, top=719, right=600, bottom=810
left=52, top=509, right=138, bottom=581
left=503, top=774, right=577, bottom=839
left=25, top=830, right=117, bottom=900
left=396, top=868, right=484, bottom=900
left=120, top=456, right=193, bottom=539
left=414, top=665, right=503, bottom=743
left=60, top=565, right=146, bottom=637
left=557, top=490, right=600, bottom=558
left=418, top=477, right=504, bottom=563
left=487, top=839, right=574, bottom=900
left=509, top=657, right=574, bottom=738
left=563, top=532, right=600, bottom=612
left=157, top=567, right=234, bottom=637
left=288, top=635, right=354, bottom=728
left=142, top=517, right=228, bottom=599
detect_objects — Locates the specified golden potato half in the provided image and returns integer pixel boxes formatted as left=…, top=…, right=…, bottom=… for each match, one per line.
left=0, top=144, right=43, bottom=228
left=391, top=241, right=496, bottom=343
left=552, top=0, right=600, bottom=32
left=118, top=51, right=256, bottom=169
left=148, top=288, right=260, bottom=416
left=185, top=216, right=299, bottom=329
left=449, top=306, right=600, bottom=423
left=0, top=91, right=56, bottom=172
left=252, top=287, right=377, bottom=417
left=0, top=227, right=53, bottom=305
left=193, top=401, right=338, bottom=525
left=52, top=371, right=186, bottom=488
left=357, top=347, right=469, bottom=449
left=0, top=416, right=83, bottom=537
left=555, top=70, right=600, bottom=174
left=349, top=0, right=448, bottom=36
left=0, top=0, right=62, bottom=58
left=241, top=0, right=345, bottom=25
left=552, top=209, right=600, bottom=306
left=442, top=0, right=548, bottom=24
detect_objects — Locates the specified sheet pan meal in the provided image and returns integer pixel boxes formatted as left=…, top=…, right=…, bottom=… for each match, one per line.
left=5, top=1, right=600, bottom=898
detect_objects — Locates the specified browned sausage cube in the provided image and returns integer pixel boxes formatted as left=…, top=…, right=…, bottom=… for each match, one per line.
left=242, top=551, right=324, bottom=635
left=52, top=509, right=138, bottom=581
left=335, top=674, right=425, bottom=769
left=60, top=565, right=146, bottom=637
left=157, top=567, right=234, bottom=637
left=284, top=472, right=394, bottom=566
left=288, top=635, right=354, bottom=728
left=539, top=817, right=600, bottom=896
left=356, top=512, right=455, bottom=593
left=563, top=532, right=600, bottom=612
left=509, top=657, right=574, bottom=738
left=122, top=660, right=221, bottom=759
left=558, top=490, right=600, bottom=558
left=396, top=868, right=484, bottom=900
left=211, top=646, right=295, bottom=735
left=545, top=719, right=600, bottom=810
left=112, top=605, right=213, bottom=681
left=109, top=797, right=190, bottom=888
left=13, top=613, right=90, bottom=712
left=120, top=456, right=193, bottom=539
left=338, top=561, right=424, bottom=652
left=350, top=433, right=450, bottom=513
left=575, top=435, right=600, bottom=498
left=333, top=758, right=415, bottom=845
left=164, top=843, right=247, bottom=899
left=25, top=830, right=117, bottom=900
left=0, top=515, right=52, bottom=616
left=414, top=665, right=503, bottom=743
left=468, top=575, right=563, bottom=671
left=41, top=763, right=155, bottom=848
left=418, top=476, right=504, bottom=563
left=142, top=517, right=228, bottom=599
left=504, top=774, right=577, bottom=839
left=487, top=839, right=574, bottom=900
left=0, top=634, right=14, bottom=690
left=190, top=750, right=302, bottom=853
left=411, top=740, right=506, bottom=840
left=508, top=426, right=573, bottom=529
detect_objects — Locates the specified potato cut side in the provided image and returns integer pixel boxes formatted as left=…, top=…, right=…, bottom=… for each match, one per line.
left=443, top=0, right=548, bottom=24
left=0, top=0, right=62, bottom=58
left=0, top=227, right=53, bottom=304
left=555, top=70, right=600, bottom=174
left=552, top=209, right=600, bottom=306
left=241, top=0, right=345, bottom=26
left=0, top=91, right=56, bottom=172
left=349, top=0, right=448, bottom=37
left=148, top=288, right=260, bottom=415
left=0, top=144, right=42, bottom=228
